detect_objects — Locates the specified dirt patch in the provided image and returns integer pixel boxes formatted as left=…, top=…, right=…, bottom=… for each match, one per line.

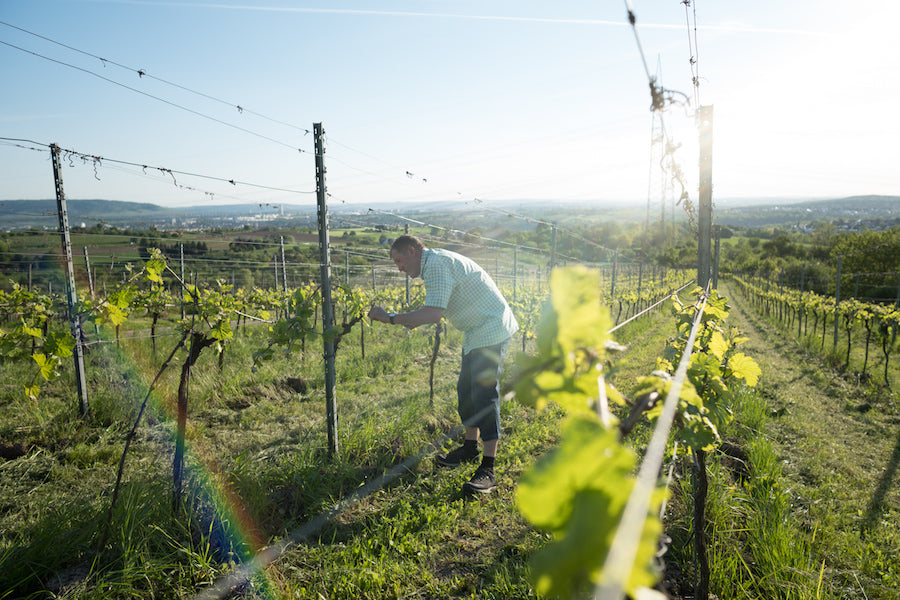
left=0, top=440, right=28, bottom=460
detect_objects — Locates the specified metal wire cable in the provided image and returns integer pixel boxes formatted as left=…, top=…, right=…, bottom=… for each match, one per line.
left=607, top=279, right=695, bottom=334
left=0, top=21, right=452, bottom=195
left=0, top=40, right=310, bottom=154
left=0, top=18, right=311, bottom=134
left=0, top=137, right=315, bottom=197
left=682, top=0, right=701, bottom=108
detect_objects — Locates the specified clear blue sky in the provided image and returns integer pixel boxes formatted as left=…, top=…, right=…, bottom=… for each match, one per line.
left=1, top=0, right=897, bottom=212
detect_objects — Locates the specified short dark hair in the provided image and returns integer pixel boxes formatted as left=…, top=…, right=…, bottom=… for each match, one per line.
left=391, top=234, right=424, bottom=254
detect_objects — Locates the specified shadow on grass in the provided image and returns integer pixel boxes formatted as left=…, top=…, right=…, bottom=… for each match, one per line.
left=861, top=427, right=900, bottom=538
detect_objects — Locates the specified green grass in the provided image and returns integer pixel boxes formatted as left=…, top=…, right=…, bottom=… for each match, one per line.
left=2, top=287, right=897, bottom=599
left=0, top=318, right=561, bottom=599
left=720, top=281, right=900, bottom=599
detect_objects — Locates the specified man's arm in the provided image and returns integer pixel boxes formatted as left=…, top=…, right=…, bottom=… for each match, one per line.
left=368, top=305, right=444, bottom=329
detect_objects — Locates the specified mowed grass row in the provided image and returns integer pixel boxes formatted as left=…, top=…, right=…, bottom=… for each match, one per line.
left=718, top=281, right=900, bottom=599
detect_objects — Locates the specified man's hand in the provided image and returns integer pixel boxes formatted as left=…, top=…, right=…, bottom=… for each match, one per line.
left=368, top=306, right=443, bottom=329
left=368, top=306, right=391, bottom=323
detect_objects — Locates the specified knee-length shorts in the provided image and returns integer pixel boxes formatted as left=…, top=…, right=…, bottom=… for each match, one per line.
left=456, top=340, right=509, bottom=441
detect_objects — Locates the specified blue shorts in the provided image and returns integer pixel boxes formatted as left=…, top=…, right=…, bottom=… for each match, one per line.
left=456, top=341, right=509, bottom=441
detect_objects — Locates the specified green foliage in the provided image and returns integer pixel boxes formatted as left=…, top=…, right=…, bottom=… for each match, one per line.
left=0, top=283, right=75, bottom=400
left=831, top=229, right=900, bottom=275
left=253, top=282, right=371, bottom=368
left=513, top=271, right=761, bottom=597
left=732, top=273, right=900, bottom=387
left=656, top=288, right=760, bottom=451
left=253, top=283, right=319, bottom=366
left=517, top=414, right=663, bottom=598
left=512, top=266, right=662, bottom=598
left=514, top=266, right=617, bottom=416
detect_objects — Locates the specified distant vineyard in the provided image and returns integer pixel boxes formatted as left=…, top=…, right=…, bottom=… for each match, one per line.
left=730, top=274, right=900, bottom=387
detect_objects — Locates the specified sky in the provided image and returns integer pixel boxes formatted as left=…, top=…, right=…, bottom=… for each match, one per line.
left=1, top=0, right=899, bottom=214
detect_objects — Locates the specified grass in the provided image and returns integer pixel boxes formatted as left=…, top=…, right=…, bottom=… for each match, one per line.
left=720, top=281, right=900, bottom=599
left=2, top=286, right=898, bottom=598
left=0, top=317, right=562, bottom=599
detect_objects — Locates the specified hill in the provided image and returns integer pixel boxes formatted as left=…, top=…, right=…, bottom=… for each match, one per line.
left=0, top=199, right=312, bottom=230
left=715, top=194, right=900, bottom=229
left=0, top=199, right=172, bottom=230
left=2, top=195, right=898, bottom=232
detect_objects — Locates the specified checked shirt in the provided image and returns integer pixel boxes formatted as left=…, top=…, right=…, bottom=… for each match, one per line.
left=420, top=248, right=519, bottom=355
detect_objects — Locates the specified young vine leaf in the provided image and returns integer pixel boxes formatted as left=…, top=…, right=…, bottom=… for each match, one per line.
left=513, top=266, right=663, bottom=599
left=514, top=266, right=618, bottom=416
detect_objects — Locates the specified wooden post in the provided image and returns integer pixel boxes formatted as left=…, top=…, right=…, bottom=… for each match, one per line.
left=315, top=123, right=339, bottom=458
left=50, top=144, right=89, bottom=416
left=83, top=247, right=101, bottom=338
left=273, top=254, right=279, bottom=292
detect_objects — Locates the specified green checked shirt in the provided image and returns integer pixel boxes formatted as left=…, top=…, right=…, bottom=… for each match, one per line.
left=420, top=248, right=518, bottom=355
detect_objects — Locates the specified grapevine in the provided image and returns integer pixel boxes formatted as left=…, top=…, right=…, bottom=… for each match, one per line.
left=511, top=268, right=759, bottom=598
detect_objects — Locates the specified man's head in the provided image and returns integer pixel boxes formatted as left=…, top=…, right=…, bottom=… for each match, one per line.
left=390, top=235, right=425, bottom=278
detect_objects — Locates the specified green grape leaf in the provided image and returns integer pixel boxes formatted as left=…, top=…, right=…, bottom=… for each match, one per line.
left=24, top=384, right=40, bottom=401
left=689, top=352, right=723, bottom=381
left=726, top=352, right=761, bottom=387
left=708, top=330, right=729, bottom=360
left=144, top=248, right=166, bottom=284
left=703, top=290, right=730, bottom=321
left=110, top=288, right=134, bottom=309
left=209, top=320, right=234, bottom=342
left=517, top=414, right=663, bottom=598
left=695, top=374, right=733, bottom=435
left=545, top=267, right=611, bottom=366
left=44, top=330, right=75, bottom=359
left=32, top=353, right=56, bottom=381
left=517, top=416, right=633, bottom=533
left=21, top=324, right=43, bottom=339
left=105, top=304, right=129, bottom=326
left=646, top=378, right=720, bottom=451
left=677, top=384, right=720, bottom=451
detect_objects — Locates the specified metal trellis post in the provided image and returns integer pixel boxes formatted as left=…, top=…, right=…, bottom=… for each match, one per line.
left=281, top=236, right=288, bottom=294
left=697, top=105, right=713, bottom=290
left=315, top=122, right=339, bottom=458
left=834, top=254, right=842, bottom=348
left=180, top=244, right=185, bottom=320
left=50, top=144, right=89, bottom=416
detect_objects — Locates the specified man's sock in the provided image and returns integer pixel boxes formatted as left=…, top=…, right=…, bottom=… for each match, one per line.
left=463, top=439, right=478, bottom=457
left=480, top=455, right=495, bottom=472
